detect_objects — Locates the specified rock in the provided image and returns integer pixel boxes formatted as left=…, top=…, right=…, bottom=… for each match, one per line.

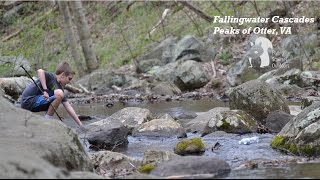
left=0, top=96, right=94, bottom=178
left=90, top=150, right=141, bottom=178
left=132, top=118, right=186, bottom=138
left=174, top=138, right=206, bottom=156
left=150, top=156, right=230, bottom=178
left=271, top=101, right=320, bottom=156
left=203, top=109, right=258, bottom=136
left=185, top=107, right=229, bottom=134
left=142, top=150, right=179, bottom=166
left=86, top=123, right=129, bottom=150
left=264, top=110, right=294, bottom=133
left=229, top=80, right=290, bottom=123
left=173, top=60, right=210, bottom=91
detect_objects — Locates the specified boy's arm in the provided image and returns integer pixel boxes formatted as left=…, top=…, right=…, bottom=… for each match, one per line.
left=62, top=101, right=83, bottom=126
left=37, top=69, right=49, bottom=99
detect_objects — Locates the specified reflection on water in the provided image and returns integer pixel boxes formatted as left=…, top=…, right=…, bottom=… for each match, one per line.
left=58, top=99, right=226, bottom=128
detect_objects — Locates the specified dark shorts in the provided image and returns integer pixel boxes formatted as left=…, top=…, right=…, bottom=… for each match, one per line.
left=31, top=95, right=56, bottom=112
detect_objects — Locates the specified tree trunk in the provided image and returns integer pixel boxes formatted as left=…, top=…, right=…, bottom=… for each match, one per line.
left=69, top=1, right=99, bottom=73
left=58, top=1, right=86, bottom=77
left=179, top=1, right=213, bottom=23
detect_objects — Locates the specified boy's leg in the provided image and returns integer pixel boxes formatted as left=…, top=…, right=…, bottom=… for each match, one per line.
left=32, top=95, right=56, bottom=112
left=46, top=89, right=64, bottom=116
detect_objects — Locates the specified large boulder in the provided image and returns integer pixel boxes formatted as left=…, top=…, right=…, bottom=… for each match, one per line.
left=0, top=96, right=94, bottom=178
left=86, top=122, right=129, bottom=151
left=173, top=35, right=215, bottom=63
left=185, top=107, right=229, bottom=134
left=173, top=60, right=210, bottom=91
left=229, top=80, right=290, bottom=123
left=271, top=101, right=320, bottom=156
left=203, top=109, right=257, bottom=135
left=0, top=149, right=67, bottom=178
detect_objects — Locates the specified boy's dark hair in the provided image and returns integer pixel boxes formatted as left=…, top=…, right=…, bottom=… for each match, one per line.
left=55, top=62, right=75, bottom=76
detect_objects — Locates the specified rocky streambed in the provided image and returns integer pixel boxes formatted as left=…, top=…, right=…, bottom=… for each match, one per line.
left=58, top=94, right=320, bottom=179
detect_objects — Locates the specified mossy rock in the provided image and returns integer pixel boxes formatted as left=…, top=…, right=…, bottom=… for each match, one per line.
left=271, top=136, right=320, bottom=157
left=174, top=137, right=206, bottom=156
left=138, top=163, right=156, bottom=174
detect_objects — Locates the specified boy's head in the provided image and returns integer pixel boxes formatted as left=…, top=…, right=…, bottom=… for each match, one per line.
left=56, top=62, right=75, bottom=85
left=55, top=62, right=75, bottom=76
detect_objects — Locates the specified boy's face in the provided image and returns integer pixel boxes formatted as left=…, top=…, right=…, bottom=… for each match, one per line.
left=61, top=72, right=73, bottom=85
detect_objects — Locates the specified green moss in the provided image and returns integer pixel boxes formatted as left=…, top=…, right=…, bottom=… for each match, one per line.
left=175, top=137, right=206, bottom=155
left=300, top=145, right=317, bottom=157
left=288, top=144, right=298, bottom=154
left=271, top=136, right=320, bottom=157
left=138, top=163, right=155, bottom=174
left=271, top=136, right=287, bottom=148
left=219, top=119, right=230, bottom=130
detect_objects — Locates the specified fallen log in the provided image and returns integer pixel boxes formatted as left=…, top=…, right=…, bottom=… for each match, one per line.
left=65, top=84, right=83, bottom=94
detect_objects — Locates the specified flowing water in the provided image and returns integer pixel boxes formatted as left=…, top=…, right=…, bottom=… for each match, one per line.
left=57, top=99, right=320, bottom=179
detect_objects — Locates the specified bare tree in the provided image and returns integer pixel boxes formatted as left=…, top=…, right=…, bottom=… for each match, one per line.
left=58, top=1, right=86, bottom=76
left=69, top=1, right=99, bottom=73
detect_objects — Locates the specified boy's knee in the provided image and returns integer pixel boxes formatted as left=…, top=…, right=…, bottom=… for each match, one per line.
left=54, top=89, right=64, bottom=100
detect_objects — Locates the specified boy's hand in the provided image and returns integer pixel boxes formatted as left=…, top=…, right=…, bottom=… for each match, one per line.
left=43, top=91, right=49, bottom=100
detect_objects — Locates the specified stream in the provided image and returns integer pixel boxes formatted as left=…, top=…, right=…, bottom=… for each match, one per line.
left=57, top=99, right=320, bottom=179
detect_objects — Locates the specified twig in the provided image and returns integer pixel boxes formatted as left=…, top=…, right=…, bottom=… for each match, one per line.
left=211, top=59, right=216, bottom=78
left=111, top=141, right=123, bottom=152
left=149, top=8, right=170, bottom=36
left=78, top=83, right=91, bottom=94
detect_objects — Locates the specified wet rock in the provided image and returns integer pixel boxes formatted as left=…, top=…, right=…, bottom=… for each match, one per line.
left=150, top=156, right=230, bottom=178
left=110, top=107, right=152, bottom=132
left=87, top=123, right=129, bottom=150
left=174, top=138, right=206, bottom=156
left=132, top=118, right=186, bottom=138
